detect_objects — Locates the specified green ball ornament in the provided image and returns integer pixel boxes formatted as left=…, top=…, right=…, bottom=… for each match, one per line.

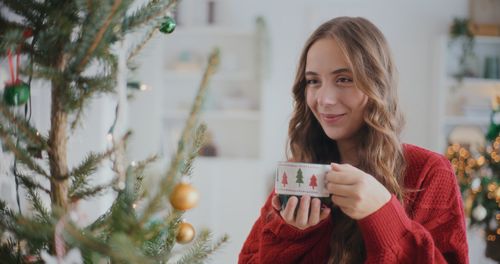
left=160, top=16, right=176, bottom=34
left=3, top=82, right=30, bottom=106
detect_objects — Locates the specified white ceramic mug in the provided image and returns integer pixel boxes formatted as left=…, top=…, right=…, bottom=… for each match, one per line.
left=275, top=161, right=331, bottom=197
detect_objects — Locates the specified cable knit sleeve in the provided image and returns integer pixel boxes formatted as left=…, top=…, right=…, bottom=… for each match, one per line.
left=238, top=193, right=333, bottom=264
left=358, top=156, right=469, bottom=264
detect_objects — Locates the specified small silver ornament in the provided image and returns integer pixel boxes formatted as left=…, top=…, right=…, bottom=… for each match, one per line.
left=472, top=205, right=487, bottom=221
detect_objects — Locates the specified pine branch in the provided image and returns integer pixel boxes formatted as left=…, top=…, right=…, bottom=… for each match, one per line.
left=141, top=219, right=170, bottom=257
left=17, top=173, right=50, bottom=194
left=0, top=1, right=40, bottom=26
left=0, top=200, right=15, bottom=225
left=68, top=153, right=100, bottom=189
left=122, top=0, right=176, bottom=33
left=0, top=28, right=24, bottom=52
left=24, top=64, right=65, bottom=83
left=180, top=124, right=206, bottom=177
left=63, top=224, right=123, bottom=261
left=26, top=188, right=51, bottom=224
left=0, top=239, right=19, bottom=264
left=155, top=211, right=181, bottom=259
left=110, top=169, right=141, bottom=235
left=0, top=12, right=25, bottom=37
left=175, top=229, right=228, bottom=264
left=68, top=132, right=131, bottom=201
left=85, top=158, right=155, bottom=240
left=127, top=25, right=157, bottom=65
left=85, top=209, right=112, bottom=234
left=1, top=215, right=53, bottom=254
left=139, top=49, right=219, bottom=225
left=70, top=53, right=118, bottom=129
left=66, top=222, right=152, bottom=263
left=132, top=155, right=157, bottom=198
left=68, top=151, right=111, bottom=194
left=0, top=101, right=48, bottom=149
left=84, top=153, right=151, bottom=236
left=74, top=0, right=124, bottom=73
left=209, top=234, right=229, bottom=256
left=0, top=125, right=49, bottom=178
left=74, top=0, right=94, bottom=16
left=64, top=2, right=111, bottom=72
left=108, top=233, right=153, bottom=263
left=69, top=184, right=110, bottom=202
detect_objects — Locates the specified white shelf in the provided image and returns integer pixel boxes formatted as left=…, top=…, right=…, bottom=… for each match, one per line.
left=447, top=77, right=500, bottom=87
left=160, top=20, right=267, bottom=160
left=444, top=115, right=490, bottom=127
left=174, top=26, right=255, bottom=37
left=163, top=71, right=255, bottom=82
left=475, top=35, right=500, bottom=45
left=194, top=156, right=262, bottom=163
left=164, top=110, right=260, bottom=121
left=434, top=34, right=500, bottom=151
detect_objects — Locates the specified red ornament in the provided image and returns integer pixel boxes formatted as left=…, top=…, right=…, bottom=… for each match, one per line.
left=23, top=28, right=33, bottom=38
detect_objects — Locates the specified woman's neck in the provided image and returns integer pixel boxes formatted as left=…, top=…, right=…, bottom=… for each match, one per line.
left=337, top=138, right=359, bottom=166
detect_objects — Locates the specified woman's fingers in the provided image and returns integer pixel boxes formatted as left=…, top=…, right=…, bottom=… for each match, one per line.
left=271, top=195, right=281, bottom=211
left=296, top=196, right=311, bottom=227
left=281, top=196, right=298, bottom=222
left=325, top=182, right=357, bottom=197
left=278, top=195, right=331, bottom=229
left=308, top=198, right=321, bottom=225
left=331, top=194, right=352, bottom=208
left=325, top=171, right=357, bottom=185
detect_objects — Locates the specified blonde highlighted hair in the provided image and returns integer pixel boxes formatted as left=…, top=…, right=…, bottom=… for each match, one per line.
left=287, top=17, right=406, bottom=263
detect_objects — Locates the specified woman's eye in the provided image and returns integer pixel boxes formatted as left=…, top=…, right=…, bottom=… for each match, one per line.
left=306, top=79, right=319, bottom=85
left=337, top=77, right=353, bottom=83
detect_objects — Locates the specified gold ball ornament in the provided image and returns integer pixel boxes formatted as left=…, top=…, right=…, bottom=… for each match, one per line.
left=170, top=182, right=199, bottom=210
left=176, top=222, right=195, bottom=244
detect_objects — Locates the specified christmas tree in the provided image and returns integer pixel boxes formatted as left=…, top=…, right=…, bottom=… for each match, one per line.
left=281, top=172, right=288, bottom=187
left=309, top=174, right=317, bottom=190
left=445, top=96, right=500, bottom=261
left=0, top=0, right=227, bottom=262
left=295, top=168, right=304, bottom=187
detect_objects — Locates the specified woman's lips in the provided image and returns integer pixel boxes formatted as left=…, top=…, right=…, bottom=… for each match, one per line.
left=320, top=113, right=346, bottom=124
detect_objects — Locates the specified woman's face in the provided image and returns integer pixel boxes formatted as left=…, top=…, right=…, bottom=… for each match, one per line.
left=305, top=38, right=368, bottom=143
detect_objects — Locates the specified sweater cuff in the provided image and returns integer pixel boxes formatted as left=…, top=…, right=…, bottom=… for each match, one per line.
left=358, top=195, right=412, bottom=252
left=264, top=210, right=333, bottom=240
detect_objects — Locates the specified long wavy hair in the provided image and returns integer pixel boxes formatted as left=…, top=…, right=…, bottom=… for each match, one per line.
left=287, top=17, right=407, bottom=263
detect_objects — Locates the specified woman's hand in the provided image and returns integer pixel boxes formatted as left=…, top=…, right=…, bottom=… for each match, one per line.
left=271, top=195, right=330, bottom=230
left=325, top=163, right=391, bottom=220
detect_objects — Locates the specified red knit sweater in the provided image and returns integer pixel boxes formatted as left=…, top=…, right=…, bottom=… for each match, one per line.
left=239, top=144, right=468, bottom=263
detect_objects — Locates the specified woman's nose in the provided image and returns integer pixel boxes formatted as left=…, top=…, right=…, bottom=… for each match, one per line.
left=317, top=84, right=337, bottom=107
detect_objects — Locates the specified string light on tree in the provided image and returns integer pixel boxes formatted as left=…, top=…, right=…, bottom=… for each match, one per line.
left=473, top=204, right=488, bottom=221
left=445, top=96, right=500, bottom=262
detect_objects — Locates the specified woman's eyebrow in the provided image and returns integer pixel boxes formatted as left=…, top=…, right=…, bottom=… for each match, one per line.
left=305, top=68, right=351, bottom=76
left=331, top=68, right=351, bottom=74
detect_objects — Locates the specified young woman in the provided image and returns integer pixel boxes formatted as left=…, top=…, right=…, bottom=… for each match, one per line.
left=239, top=17, right=468, bottom=263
